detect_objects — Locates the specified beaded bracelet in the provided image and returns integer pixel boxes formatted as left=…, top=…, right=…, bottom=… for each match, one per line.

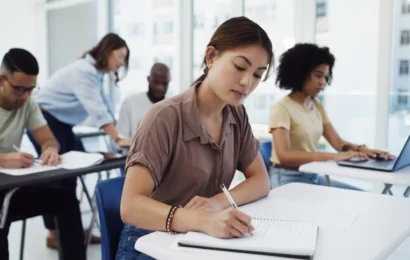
left=166, top=205, right=182, bottom=234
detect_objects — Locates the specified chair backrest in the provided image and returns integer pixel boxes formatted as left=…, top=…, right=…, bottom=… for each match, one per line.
left=95, top=176, right=125, bottom=260
left=260, top=141, right=272, bottom=171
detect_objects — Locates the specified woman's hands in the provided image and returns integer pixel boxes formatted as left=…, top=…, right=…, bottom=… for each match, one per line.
left=358, top=147, right=395, bottom=160
left=334, top=147, right=395, bottom=161
left=197, top=207, right=254, bottom=239
left=185, top=195, right=254, bottom=238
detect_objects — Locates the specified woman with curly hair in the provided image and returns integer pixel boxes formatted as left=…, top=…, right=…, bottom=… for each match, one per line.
left=268, top=43, right=394, bottom=189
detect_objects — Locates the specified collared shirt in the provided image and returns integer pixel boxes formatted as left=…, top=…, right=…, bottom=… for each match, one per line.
left=125, top=85, right=260, bottom=206
left=34, top=54, right=115, bottom=128
left=0, top=97, right=46, bottom=152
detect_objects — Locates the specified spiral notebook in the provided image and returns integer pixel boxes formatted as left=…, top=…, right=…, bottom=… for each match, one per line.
left=177, top=218, right=318, bottom=259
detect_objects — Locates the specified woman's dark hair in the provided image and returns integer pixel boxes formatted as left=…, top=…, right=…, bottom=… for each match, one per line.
left=276, top=43, right=335, bottom=91
left=193, top=16, right=274, bottom=84
left=83, top=33, right=129, bottom=83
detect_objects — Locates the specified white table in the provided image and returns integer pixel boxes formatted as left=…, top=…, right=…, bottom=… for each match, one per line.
left=135, top=183, right=410, bottom=260
left=300, top=161, right=410, bottom=196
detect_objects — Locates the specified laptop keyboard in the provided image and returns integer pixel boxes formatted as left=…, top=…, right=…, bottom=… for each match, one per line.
left=366, top=160, right=395, bottom=169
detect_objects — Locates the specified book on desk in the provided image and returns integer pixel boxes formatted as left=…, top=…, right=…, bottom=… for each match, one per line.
left=177, top=218, right=318, bottom=259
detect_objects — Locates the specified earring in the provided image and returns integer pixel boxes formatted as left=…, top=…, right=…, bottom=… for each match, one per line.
left=208, top=63, right=212, bottom=69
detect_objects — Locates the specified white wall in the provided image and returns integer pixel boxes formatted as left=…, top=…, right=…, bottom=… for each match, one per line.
left=0, top=0, right=47, bottom=82
left=47, top=1, right=98, bottom=76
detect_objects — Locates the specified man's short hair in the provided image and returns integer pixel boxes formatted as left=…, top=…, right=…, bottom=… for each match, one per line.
left=1, top=48, right=39, bottom=76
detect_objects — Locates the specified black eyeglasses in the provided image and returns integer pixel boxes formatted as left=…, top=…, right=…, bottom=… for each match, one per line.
left=2, top=76, right=39, bottom=96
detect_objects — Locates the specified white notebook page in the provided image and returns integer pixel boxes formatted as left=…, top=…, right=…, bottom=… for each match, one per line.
left=178, top=220, right=318, bottom=257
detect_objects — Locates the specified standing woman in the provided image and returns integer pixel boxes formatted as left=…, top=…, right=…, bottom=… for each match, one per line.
left=29, top=33, right=131, bottom=248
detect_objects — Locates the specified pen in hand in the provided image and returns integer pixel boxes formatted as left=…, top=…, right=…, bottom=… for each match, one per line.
left=12, top=145, right=42, bottom=164
left=220, top=184, right=253, bottom=236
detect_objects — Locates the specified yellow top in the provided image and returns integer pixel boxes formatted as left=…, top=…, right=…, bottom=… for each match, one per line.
left=268, top=96, right=330, bottom=164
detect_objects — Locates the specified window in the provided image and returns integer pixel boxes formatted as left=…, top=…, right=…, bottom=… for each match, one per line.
left=242, top=0, right=298, bottom=125
left=316, top=0, right=329, bottom=33
left=400, top=30, right=410, bottom=45
left=399, top=60, right=409, bottom=75
left=193, top=14, right=205, bottom=29
left=111, top=0, right=179, bottom=110
left=397, top=88, right=409, bottom=106
left=154, top=55, right=173, bottom=71
left=246, top=2, right=276, bottom=23
left=192, top=0, right=238, bottom=81
left=403, top=0, right=410, bottom=13
left=129, top=23, right=145, bottom=37
left=388, top=1, right=410, bottom=155
left=316, top=0, right=327, bottom=18
left=315, top=0, right=380, bottom=150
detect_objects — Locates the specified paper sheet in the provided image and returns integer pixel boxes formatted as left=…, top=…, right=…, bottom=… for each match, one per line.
left=242, top=198, right=363, bottom=232
left=0, top=151, right=104, bottom=176
left=0, top=163, right=59, bottom=176
left=59, top=151, right=104, bottom=169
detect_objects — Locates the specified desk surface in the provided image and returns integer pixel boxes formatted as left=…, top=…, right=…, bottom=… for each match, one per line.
left=0, top=157, right=126, bottom=191
left=300, top=161, right=410, bottom=186
left=135, top=183, right=410, bottom=260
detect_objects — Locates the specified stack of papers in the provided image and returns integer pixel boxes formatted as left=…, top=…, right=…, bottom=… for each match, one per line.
left=0, top=151, right=104, bottom=176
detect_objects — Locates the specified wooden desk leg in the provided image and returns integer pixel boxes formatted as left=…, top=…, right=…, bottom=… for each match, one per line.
left=325, top=175, right=333, bottom=186
left=381, top=184, right=393, bottom=195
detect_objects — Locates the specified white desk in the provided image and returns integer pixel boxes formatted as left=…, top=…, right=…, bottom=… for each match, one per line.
left=300, top=161, right=410, bottom=196
left=135, top=183, right=410, bottom=260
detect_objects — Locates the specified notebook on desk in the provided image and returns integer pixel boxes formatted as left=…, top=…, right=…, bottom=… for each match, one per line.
left=0, top=151, right=104, bottom=176
left=177, top=219, right=318, bottom=259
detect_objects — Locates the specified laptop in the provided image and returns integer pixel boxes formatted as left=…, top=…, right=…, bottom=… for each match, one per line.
left=337, top=136, right=410, bottom=172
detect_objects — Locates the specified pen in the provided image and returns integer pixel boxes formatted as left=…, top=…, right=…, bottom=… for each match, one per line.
left=220, top=184, right=238, bottom=208
left=220, top=184, right=253, bottom=235
left=12, top=145, right=42, bottom=164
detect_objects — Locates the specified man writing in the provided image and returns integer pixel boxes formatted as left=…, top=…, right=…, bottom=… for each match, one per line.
left=0, top=48, right=85, bottom=260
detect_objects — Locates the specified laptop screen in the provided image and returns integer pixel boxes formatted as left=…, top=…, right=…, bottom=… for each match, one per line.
left=393, top=136, right=410, bottom=171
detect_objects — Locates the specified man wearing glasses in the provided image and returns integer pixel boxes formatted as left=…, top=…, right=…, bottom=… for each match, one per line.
left=0, top=48, right=85, bottom=260
left=0, top=49, right=60, bottom=165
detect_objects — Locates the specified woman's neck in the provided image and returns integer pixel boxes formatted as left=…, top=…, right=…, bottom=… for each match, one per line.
left=196, top=80, right=225, bottom=120
left=289, top=91, right=312, bottom=107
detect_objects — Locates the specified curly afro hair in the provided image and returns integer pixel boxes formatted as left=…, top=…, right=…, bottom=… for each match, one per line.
left=276, top=43, right=335, bottom=91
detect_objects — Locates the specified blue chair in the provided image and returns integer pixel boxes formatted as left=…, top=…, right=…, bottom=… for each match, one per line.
left=260, top=141, right=272, bottom=171
left=95, top=176, right=125, bottom=260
